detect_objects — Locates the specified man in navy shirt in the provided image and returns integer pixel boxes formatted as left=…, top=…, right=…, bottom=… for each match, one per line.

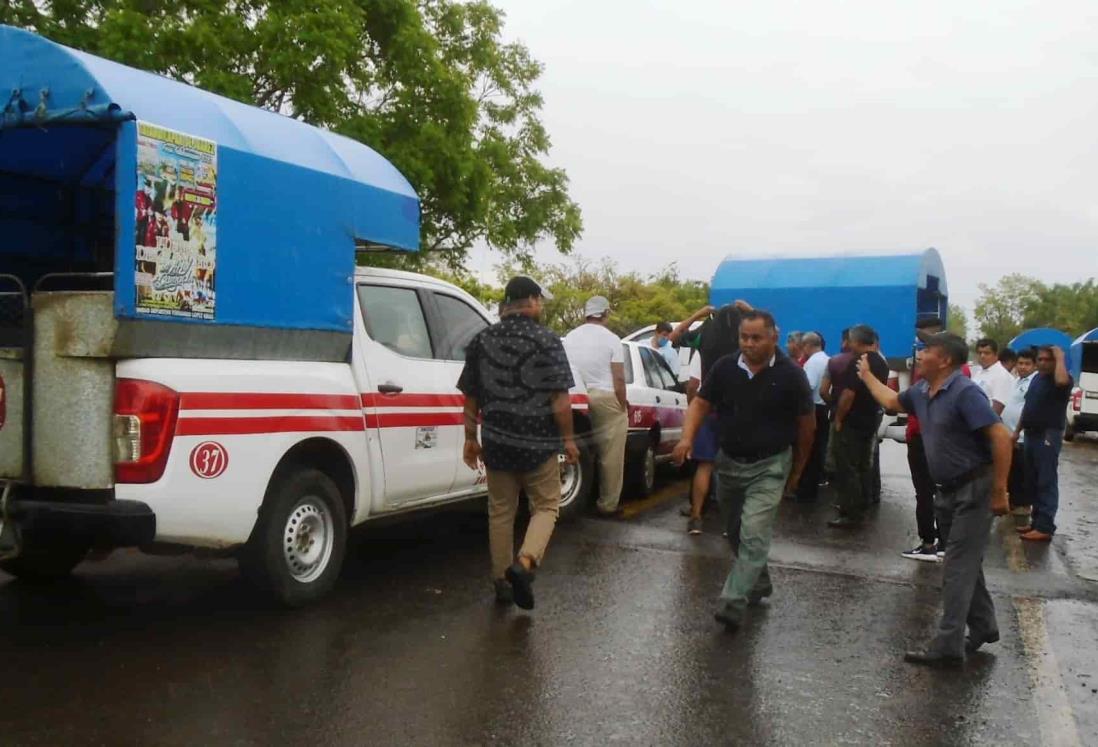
left=672, top=309, right=815, bottom=632
left=1015, top=345, right=1073, bottom=542
left=858, top=331, right=1012, bottom=667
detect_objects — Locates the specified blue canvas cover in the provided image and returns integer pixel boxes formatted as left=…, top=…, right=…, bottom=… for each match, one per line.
left=710, top=249, right=948, bottom=361
left=1008, top=328, right=1074, bottom=354
left=0, top=25, right=419, bottom=333
left=1070, top=328, right=1098, bottom=380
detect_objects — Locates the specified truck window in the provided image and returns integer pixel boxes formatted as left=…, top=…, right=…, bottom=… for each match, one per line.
left=433, top=293, right=489, bottom=361
left=622, top=344, right=634, bottom=384
left=357, top=285, right=434, bottom=359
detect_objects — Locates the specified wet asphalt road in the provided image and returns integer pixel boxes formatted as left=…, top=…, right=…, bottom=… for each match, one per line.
left=2, top=439, right=1098, bottom=745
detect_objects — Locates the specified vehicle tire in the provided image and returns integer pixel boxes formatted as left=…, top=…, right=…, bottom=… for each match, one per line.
left=557, top=443, right=595, bottom=522
left=626, top=441, right=658, bottom=498
left=1064, top=424, right=1075, bottom=442
left=240, top=468, right=348, bottom=607
left=0, top=537, right=91, bottom=582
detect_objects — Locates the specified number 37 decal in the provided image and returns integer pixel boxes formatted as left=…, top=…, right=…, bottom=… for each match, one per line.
left=190, top=441, right=229, bottom=479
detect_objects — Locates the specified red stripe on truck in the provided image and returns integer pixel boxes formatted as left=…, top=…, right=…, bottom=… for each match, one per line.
left=176, top=415, right=366, bottom=436
left=361, top=392, right=466, bottom=408
left=180, top=392, right=362, bottom=410
left=364, top=412, right=466, bottom=428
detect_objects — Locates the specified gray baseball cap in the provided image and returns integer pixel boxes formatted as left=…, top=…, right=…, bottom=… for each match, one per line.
left=584, top=295, right=611, bottom=317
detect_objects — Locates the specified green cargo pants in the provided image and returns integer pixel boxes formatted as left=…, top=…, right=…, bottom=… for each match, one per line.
left=833, top=426, right=875, bottom=520
left=715, top=448, right=792, bottom=620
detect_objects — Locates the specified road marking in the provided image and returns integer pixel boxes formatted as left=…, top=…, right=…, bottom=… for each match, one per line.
left=1001, top=521, right=1082, bottom=746
left=1014, top=596, right=1082, bottom=747
left=620, top=480, right=688, bottom=519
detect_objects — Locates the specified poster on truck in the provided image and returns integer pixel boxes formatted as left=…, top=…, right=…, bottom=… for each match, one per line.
left=134, top=122, right=218, bottom=320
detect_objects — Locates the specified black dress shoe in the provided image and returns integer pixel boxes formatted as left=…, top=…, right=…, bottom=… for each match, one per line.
left=505, top=562, right=536, bottom=611
left=965, top=632, right=1000, bottom=653
left=714, top=604, right=741, bottom=632
left=827, top=516, right=861, bottom=528
left=747, top=585, right=773, bottom=606
left=904, top=649, right=963, bottom=668
left=493, top=579, right=513, bottom=605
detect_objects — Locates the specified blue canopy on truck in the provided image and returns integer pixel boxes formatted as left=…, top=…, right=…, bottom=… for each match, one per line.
left=1008, top=328, right=1074, bottom=354
left=710, top=249, right=948, bottom=362
left=0, top=25, right=419, bottom=334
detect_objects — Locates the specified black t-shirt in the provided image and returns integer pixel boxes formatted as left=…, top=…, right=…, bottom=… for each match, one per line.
left=834, top=352, right=889, bottom=432
left=457, top=314, right=575, bottom=472
left=698, top=351, right=814, bottom=458
left=1020, top=372, right=1073, bottom=431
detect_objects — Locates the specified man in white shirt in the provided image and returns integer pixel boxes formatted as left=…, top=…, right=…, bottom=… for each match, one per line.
left=796, top=332, right=830, bottom=502
left=563, top=296, right=629, bottom=515
left=973, top=338, right=1014, bottom=415
left=1001, top=348, right=1037, bottom=516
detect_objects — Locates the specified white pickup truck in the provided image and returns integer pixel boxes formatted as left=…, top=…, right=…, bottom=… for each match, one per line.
left=0, top=27, right=595, bottom=606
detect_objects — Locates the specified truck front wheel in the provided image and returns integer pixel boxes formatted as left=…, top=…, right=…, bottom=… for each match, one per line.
left=0, top=537, right=91, bottom=582
left=240, top=468, right=348, bottom=607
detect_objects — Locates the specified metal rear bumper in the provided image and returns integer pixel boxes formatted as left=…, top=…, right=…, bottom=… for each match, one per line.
left=7, top=496, right=155, bottom=547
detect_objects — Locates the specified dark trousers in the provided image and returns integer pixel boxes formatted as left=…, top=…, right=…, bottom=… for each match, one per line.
left=834, top=426, right=875, bottom=519
left=1008, top=443, right=1029, bottom=508
left=906, top=434, right=937, bottom=545
left=1024, top=428, right=1063, bottom=534
left=796, top=404, right=831, bottom=502
left=931, top=470, right=998, bottom=657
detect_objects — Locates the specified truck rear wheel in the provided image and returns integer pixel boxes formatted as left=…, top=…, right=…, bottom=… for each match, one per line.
left=557, top=444, right=595, bottom=522
left=240, top=468, right=348, bottom=607
left=0, top=538, right=91, bottom=582
left=625, top=441, right=657, bottom=498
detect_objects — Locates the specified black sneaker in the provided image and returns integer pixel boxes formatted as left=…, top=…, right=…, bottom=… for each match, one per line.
left=505, top=562, right=536, bottom=610
left=687, top=518, right=703, bottom=535
left=901, top=543, right=941, bottom=563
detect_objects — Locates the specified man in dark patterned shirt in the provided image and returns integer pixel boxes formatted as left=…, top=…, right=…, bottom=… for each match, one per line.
left=458, top=276, right=578, bottom=611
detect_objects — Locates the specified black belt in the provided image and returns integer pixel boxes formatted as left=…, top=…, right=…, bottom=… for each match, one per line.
left=726, top=447, right=788, bottom=464
left=935, top=464, right=990, bottom=493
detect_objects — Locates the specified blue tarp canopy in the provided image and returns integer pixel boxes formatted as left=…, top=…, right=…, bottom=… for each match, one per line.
left=1008, top=328, right=1074, bottom=354
left=0, top=25, right=420, bottom=333
left=1070, top=328, right=1098, bottom=380
left=710, top=249, right=948, bottom=361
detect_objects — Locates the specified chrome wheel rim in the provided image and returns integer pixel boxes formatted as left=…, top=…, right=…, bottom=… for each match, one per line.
left=643, top=447, right=656, bottom=492
left=559, top=453, right=580, bottom=508
left=282, top=497, right=335, bottom=583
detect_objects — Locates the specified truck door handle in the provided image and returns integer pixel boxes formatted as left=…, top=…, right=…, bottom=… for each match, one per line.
left=656, top=396, right=661, bottom=404
left=378, top=383, right=404, bottom=395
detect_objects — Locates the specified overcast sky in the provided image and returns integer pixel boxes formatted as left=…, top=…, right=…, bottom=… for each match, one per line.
left=472, top=0, right=1098, bottom=314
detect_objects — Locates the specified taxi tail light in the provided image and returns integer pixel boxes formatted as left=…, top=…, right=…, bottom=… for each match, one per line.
left=114, top=378, right=180, bottom=484
left=1072, top=389, right=1083, bottom=412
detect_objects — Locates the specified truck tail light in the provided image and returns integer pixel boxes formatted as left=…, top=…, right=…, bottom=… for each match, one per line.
left=114, top=378, right=180, bottom=484
left=1072, top=389, right=1083, bottom=412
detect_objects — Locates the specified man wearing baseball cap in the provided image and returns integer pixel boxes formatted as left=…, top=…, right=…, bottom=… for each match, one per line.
left=563, top=295, right=629, bottom=516
left=458, top=276, right=578, bottom=611
left=857, top=330, right=1012, bottom=667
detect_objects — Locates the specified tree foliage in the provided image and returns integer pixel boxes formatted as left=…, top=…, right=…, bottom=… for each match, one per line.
left=434, top=259, right=709, bottom=337
left=3, top=0, right=581, bottom=266
left=946, top=302, right=968, bottom=341
left=974, top=274, right=1098, bottom=344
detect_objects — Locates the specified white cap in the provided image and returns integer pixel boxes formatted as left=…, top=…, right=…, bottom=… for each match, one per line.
left=584, top=296, right=611, bottom=317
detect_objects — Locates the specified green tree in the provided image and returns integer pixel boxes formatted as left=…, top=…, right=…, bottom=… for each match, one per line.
left=478, top=259, right=709, bottom=336
left=946, top=303, right=968, bottom=341
left=3, top=0, right=581, bottom=267
left=1023, top=279, right=1098, bottom=335
left=973, top=274, right=1044, bottom=344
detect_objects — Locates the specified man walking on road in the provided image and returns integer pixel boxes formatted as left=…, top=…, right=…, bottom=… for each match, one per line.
left=858, top=331, right=1012, bottom=667
left=1016, top=345, right=1074, bottom=542
left=796, top=332, right=829, bottom=502
left=459, top=276, right=579, bottom=610
left=563, top=296, right=629, bottom=516
left=672, top=309, right=815, bottom=631
left=974, top=338, right=1013, bottom=415
left=828, top=325, right=889, bottom=528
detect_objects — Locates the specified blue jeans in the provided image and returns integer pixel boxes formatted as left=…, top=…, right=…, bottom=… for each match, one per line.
left=1023, top=428, right=1063, bottom=535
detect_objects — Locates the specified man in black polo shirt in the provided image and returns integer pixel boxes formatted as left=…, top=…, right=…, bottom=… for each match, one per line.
left=1016, top=345, right=1074, bottom=542
left=458, top=276, right=579, bottom=611
left=828, top=324, right=889, bottom=528
left=858, top=331, right=1012, bottom=666
left=672, top=309, right=815, bottom=631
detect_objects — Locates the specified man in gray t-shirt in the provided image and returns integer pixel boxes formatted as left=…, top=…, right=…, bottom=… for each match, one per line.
left=858, top=331, right=1013, bottom=667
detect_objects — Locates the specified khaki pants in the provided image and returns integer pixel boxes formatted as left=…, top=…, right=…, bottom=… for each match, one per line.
left=587, top=389, right=628, bottom=512
left=486, top=455, right=561, bottom=580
